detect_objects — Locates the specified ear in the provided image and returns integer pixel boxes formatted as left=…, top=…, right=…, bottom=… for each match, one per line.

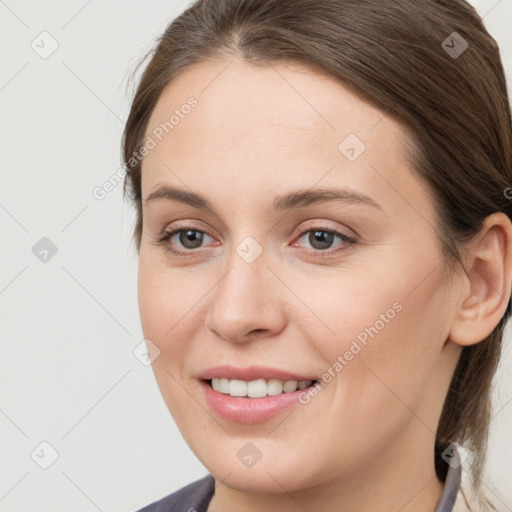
left=449, top=212, right=512, bottom=347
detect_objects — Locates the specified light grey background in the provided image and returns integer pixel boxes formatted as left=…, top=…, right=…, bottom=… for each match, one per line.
left=0, top=1, right=511, bottom=511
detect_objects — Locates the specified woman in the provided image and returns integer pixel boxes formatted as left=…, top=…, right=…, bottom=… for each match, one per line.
left=122, top=0, right=512, bottom=510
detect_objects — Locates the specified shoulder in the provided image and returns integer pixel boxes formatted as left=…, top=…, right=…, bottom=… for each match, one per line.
left=135, top=474, right=215, bottom=512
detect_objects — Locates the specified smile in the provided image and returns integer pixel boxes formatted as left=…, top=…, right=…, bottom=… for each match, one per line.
left=200, top=378, right=321, bottom=423
left=207, top=377, right=318, bottom=398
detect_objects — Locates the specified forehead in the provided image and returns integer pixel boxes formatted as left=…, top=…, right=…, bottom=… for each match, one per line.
left=140, top=57, right=433, bottom=220
left=145, top=56, right=392, bottom=146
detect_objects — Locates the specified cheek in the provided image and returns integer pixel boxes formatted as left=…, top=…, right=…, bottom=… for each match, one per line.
left=137, top=254, right=196, bottom=352
left=137, top=257, right=200, bottom=424
left=298, top=252, right=446, bottom=360
left=136, top=254, right=212, bottom=416
left=298, top=264, right=448, bottom=413
left=137, top=261, right=168, bottom=343
left=287, top=268, right=406, bottom=362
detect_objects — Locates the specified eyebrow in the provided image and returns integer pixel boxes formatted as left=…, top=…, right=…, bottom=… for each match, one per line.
left=144, top=185, right=384, bottom=212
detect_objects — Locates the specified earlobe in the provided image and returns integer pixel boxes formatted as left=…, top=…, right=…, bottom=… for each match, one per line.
left=449, top=213, right=512, bottom=347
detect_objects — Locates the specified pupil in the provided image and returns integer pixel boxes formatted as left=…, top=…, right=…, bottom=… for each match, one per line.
left=310, top=230, right=333, bottom=250
left=180, top=230, right=203, bottom=249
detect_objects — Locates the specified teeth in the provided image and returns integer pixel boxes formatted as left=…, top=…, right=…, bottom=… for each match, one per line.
left=229, top=379, right=247, bottom=396
left=267, top=379, right=283, bottom=396
left=210, top=378, right=314, bottom=397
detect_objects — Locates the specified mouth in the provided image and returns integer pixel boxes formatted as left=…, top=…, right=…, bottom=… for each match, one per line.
left=203, top=378, right=321, bottom=398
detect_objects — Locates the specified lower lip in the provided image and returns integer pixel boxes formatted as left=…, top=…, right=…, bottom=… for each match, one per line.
left=200, top=380, right=313, bottom=424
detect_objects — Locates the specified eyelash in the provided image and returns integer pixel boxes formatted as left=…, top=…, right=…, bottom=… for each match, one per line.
left=152, top=224, right=358, bottom=259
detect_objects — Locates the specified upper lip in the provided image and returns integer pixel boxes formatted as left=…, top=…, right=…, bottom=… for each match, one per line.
left=197, top=365, right=318, bottom=382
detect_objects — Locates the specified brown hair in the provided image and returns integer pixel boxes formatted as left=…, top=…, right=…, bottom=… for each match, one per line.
left=122, top=0, right=512, bottom=508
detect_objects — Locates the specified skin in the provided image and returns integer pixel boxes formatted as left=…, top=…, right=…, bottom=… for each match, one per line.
left=136, top=56, right=512, bottom=512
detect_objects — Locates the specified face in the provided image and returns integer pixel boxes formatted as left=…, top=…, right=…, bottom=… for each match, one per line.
left=137, top=57, right=462, bottom=493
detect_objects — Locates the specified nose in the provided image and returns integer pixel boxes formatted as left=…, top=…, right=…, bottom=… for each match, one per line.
left=204, top=245, right=287, bottom=343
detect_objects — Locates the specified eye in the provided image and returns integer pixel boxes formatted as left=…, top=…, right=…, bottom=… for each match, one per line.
left=292, top=227, right=357, bottom=257
left=151, top=224, right=357, bottom=258
left=153, top=228, right=216, bottom=256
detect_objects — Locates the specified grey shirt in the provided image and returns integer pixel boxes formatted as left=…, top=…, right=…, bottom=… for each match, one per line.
left=136, top=463, right=462, bottom=512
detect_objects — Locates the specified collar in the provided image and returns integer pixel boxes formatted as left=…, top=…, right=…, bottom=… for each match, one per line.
left=435, top=462, right=462, bottom=512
